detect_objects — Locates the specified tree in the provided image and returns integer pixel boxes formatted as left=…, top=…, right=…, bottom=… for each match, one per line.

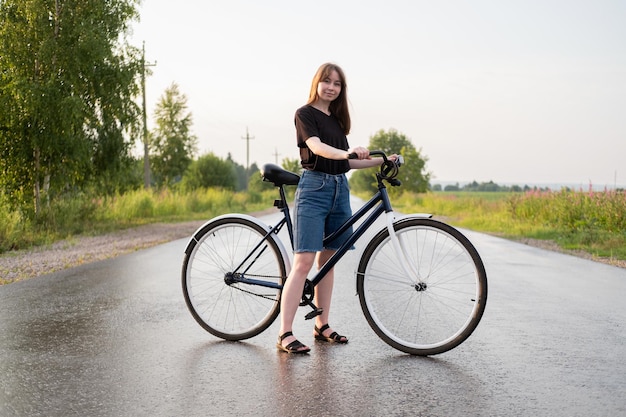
left=181, top=153, right=236, bottom=191
left=149, top=83, right=197, bottom=186
left=226, top=153, right=248, bottom=191
left=247, top=162, right=275, bottom=193
left=0, top=0, right=142, bottom=212
left=280, top=157, right=302, bottom=175
left=349, top=129, right=430, bottom=194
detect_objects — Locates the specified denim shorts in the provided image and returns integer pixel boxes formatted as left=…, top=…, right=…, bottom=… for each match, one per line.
left=293, top=170, right=353, bottom=253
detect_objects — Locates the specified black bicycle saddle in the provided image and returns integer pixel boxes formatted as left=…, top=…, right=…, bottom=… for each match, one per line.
left=260, top=164, right=300, bottom=186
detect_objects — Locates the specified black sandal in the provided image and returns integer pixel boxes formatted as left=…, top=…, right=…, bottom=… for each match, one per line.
left=276, top=331, right=310, bottom=354
left=314, top=324, right=348, bottom=344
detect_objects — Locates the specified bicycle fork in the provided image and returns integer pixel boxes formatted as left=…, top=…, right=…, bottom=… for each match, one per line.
left=385, top=211, right=422, bottom=284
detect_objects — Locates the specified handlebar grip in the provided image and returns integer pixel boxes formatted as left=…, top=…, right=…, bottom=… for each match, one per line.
left=348, top=151, right=378, bottom=159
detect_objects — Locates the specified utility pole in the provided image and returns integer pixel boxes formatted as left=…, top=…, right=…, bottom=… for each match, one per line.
left=241, top=127, right=255, bottom=170
left=141, top=42, right=157, bottom=189
left=273, top=147, right=281, bottom=164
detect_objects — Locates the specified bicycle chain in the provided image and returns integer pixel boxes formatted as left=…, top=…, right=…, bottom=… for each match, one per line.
left=231, top=285, right=279, bottom=301
left=229, top=273, right=283, bottom=302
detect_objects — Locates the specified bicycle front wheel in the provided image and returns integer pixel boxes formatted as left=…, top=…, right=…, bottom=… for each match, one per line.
left=357, top=218, right=487, bottom=356
left=182, top=217, right=286, bottom=341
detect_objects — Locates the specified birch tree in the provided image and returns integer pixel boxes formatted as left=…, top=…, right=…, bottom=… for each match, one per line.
left=0, top=0, right=141, bottom=213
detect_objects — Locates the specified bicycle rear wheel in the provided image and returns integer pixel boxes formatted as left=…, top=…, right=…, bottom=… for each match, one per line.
left=357, top=218, right=487, bottom=355
left=182, top=217, right=286, bottom=340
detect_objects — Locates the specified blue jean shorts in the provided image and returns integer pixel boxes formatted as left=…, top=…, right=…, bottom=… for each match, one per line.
left=293, top=170, right=353, bottom=253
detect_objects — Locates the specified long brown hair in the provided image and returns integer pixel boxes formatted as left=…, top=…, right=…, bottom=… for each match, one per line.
left=306, top=63, right=351, bottom=135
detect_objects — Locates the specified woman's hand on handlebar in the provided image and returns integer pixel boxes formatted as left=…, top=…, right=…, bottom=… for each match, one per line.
left=347, top=150, right=401, bottom=170
left=347, top=146, right=371, bottom=160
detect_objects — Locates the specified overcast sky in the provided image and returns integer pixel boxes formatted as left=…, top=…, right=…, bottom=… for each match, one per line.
left=129, top=0, right=626, bottom=188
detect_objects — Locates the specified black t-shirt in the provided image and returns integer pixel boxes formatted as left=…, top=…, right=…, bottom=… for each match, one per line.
left=295, top=105, right=350, bottom=175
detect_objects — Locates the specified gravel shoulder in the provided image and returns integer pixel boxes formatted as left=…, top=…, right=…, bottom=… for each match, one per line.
left=0, top=221, right=205, bottom=285
left=1, top=219, right=624, bottom=285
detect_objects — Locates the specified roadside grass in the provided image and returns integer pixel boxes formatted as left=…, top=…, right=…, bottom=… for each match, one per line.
left=389, top=190, right=626, bottom=263
left=2, top=186, right=625, bottom=264
left=0, top=187, right=277, bottom=253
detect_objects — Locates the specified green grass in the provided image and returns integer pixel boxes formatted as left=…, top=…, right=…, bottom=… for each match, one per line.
left=2, top=187, right=625, bottom=265
left=388, top=190, right=626, bottom=262
left=0, top=187, right=277, bottom=253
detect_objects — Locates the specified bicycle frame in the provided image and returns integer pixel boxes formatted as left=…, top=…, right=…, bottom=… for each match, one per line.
left=230, top=174, right=412, bottom=291
left=309, top=183, right=392, bottom=287
left=307, top=180, right=425, bottom=286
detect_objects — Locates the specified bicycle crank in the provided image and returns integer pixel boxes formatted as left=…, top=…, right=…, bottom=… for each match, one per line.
left=300, top=280, right=323, bottom=320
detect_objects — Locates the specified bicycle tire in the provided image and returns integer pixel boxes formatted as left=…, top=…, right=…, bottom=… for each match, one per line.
left=357, top=217, right=487, bottom=356
left=182, top=216, right=286, bottom=341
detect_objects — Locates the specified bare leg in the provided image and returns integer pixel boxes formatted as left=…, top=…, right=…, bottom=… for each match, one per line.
left=313, top=249, right=335, bottom=329
left=278, top=251, right=315, bottom=350
left=312, top=250, right=347, bottom=342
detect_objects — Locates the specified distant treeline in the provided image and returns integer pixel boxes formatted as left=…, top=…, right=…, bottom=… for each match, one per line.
left=432, top=181, right=550, bottom=192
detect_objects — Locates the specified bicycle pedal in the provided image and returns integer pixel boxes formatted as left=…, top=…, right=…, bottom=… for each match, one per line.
left=304, top=308, right=323, bottom=320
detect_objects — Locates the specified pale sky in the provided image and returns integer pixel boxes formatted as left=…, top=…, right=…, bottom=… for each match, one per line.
left=130, top=0, right=626, bottom=188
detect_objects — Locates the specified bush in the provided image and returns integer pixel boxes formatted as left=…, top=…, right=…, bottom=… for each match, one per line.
left=0, top=195, right=27, bottom=251
left=34, top=194, right=98, bottom=234
left=181, top=153, right=237, bottom=191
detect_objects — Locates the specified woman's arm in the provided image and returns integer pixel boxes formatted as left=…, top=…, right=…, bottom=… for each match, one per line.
left=305, top=137, right=371, bottom=161
left=305, top=136, right=397, bottom=170
left=348, top=158, right=380, bottom=169
left=305, top=136, right=351, bottom=160
left=350, top=153, right=399, bottom=169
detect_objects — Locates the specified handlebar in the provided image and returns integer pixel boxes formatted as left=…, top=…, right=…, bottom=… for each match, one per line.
left=347, top=150, right=403, bottom=165
left=348, top=150, right=403, bottom=186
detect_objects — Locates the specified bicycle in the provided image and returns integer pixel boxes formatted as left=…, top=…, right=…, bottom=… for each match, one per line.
left=182, top=151, right=487, bottom=356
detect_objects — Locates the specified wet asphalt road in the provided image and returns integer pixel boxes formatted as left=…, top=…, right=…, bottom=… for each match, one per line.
left=1, top=210, right=625, bottom=417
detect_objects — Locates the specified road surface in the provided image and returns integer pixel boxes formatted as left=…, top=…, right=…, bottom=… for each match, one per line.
left=1, top=211, right=625, bottom=416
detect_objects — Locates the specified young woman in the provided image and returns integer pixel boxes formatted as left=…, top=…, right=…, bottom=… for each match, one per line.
left=277, top=63, right=389, bottom=353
